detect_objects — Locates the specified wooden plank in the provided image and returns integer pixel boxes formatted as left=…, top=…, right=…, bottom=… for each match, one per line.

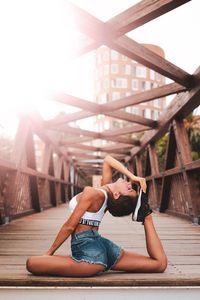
left=45, top=111, right=94, bottom=127
left=103, top=135, right=140, bottom=146
left=106, top=110, right=156, bottom=127
left=56, top=125, right=100, bottom=139
left=107, top=36, right=193, bottom=88
left=102, top=125, right=150, bottom=137
left=46, top=83, right=185, bottom=129
left=107, top=0, right=191, bottom=37
left=51, top=94, right=156, bottom=127
left=0, top=204, right=200, bottom=286
left=101, top=83, right=186, bottom=112
left=173, top=119, right=192, bottom=164
left=60, top=143, right=100, bottom=152
left=53, top=94, right=100, bottom=113
left=65, top=2, right=191, bottom=86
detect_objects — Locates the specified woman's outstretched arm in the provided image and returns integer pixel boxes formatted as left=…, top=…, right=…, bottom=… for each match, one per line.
left=103, top=155, right=147, bottom=193
left=45, top=187, right=96, bottom=255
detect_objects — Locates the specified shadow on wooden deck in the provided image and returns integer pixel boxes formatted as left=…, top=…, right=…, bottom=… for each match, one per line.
left=0, top=204, right=200, bottom=287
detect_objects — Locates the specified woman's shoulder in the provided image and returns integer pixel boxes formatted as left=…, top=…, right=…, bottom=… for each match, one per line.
left=82, top=186, right=106, bottom=199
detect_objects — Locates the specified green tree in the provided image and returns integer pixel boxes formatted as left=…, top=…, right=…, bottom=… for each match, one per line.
left=184, top=114, right=200, bottom=160
left=155, top=134, right=168, bottom=172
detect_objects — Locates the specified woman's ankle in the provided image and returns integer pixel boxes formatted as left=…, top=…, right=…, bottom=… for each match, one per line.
left=144, top=214, right=153, bottom=223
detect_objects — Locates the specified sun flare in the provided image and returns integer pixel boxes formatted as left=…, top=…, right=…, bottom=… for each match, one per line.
left=0, top=0, right=94, bottom=131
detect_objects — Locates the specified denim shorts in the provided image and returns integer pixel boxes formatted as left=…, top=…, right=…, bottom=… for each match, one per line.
left=71, top=230, right=122, bottom=271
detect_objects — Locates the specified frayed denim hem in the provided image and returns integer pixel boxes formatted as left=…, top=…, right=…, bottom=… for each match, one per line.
left=70, top=255, right=107, bottom=270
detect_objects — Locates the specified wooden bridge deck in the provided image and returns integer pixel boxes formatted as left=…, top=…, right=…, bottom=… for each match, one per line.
left=0, top=204, right=200, bottom=287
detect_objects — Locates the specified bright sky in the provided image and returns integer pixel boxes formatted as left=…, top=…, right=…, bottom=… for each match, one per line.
left=0, top=0, right=199, bottom=135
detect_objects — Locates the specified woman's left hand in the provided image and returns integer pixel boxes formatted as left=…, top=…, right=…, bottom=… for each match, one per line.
left=132, top=176, right=147, bottom=193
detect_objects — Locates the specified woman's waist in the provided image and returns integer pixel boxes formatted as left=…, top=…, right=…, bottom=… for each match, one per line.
left=73, top=224, right=99, bottom=236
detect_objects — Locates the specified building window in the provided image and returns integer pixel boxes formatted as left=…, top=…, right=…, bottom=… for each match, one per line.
left=136, top=66, right=146, bottom=78
left=132, top=79, right=138, bottom=90
left=155, top=72, right=161, bottom=81
left=112, top=120, right=122, bottom=128
left=112, top=92, right=120, bottom=100
left=111, top=78, right=128, bottom=88
left=125, top=106, right=132, bottom=113
left=131, top=66, right=136, bottom=76
left=132, top=107, right=139, bottom=114
left=111, top=64, right=118, bottom=74
left=145, top=108, right=151, bottom=118
left=141, top=81, right=151, bottom=90
left=142, top=108, right=151, bottom=118
left=150, top=70, right=155, bottom=80
left=122, top=54, right=128, bottom=60
left=122, top=64, right=131, bottom=75
left=154, top=99, right=161, bottom=107
left=154, top=111, right=160, bottom=120
left=141, top=81, right=146, bottom=91
left=111, top=50, right=119, bottom=60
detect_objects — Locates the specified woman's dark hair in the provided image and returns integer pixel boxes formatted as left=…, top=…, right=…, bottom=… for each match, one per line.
left=107, top=194, right=137, bottom=217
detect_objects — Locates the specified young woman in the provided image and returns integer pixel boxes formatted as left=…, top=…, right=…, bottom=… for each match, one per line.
left=26, top=155, right=167, bottom=276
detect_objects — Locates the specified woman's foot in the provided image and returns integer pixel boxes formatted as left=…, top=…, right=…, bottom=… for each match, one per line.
left=132, top=190, right=152, bottom=224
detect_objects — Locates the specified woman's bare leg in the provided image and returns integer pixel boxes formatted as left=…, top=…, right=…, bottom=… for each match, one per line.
left=112, top=214, right=167, bottom=273
left=26, top=255, right=105, bottom=277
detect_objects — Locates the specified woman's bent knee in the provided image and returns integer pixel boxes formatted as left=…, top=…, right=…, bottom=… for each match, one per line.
left=26, top=256, right=38, bottom=274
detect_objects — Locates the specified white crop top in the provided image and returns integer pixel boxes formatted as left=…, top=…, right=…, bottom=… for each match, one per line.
left=69, top=188, right=108, bottom=227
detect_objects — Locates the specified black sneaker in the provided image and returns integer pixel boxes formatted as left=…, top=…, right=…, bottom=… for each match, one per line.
left=132, top=189, right=152, bottom=224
